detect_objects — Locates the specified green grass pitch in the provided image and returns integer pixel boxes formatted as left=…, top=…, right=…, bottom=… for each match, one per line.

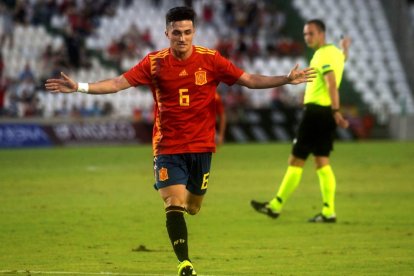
left=0, top=141, right=413, bottom=275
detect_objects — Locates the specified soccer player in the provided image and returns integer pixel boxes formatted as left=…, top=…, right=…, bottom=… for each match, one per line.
left=251, top=19, right=351, bottom=223
left=45, top=7, right=315, bottom=275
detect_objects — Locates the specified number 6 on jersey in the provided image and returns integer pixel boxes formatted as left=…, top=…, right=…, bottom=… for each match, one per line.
left=179, top=89, right=189, bottom=106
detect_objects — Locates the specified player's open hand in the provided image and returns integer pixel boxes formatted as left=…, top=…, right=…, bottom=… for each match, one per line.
left=287, top=64, right=317, bottom=85
left=45, top=72, right=77, bottom=93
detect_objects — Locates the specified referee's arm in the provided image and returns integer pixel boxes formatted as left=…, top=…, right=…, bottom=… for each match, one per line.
left=324, top=71, right=339, bottom=110
left=324, top=71, right=349, bottom=128
left=340, top=36, right=351, bottom=61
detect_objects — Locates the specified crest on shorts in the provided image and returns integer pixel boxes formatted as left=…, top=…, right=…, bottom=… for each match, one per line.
left=159, top=167, right=169, bottom=181
left=195, top=70, right=207, bottom=85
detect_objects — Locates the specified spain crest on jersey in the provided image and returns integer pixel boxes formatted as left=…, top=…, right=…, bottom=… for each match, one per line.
left=195, top=70, right=207, bottom=86
left=159, top=167, right=169, bottom=181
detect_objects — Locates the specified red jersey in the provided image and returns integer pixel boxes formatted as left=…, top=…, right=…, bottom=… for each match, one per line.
left=124, top=46, right=244, bottom=155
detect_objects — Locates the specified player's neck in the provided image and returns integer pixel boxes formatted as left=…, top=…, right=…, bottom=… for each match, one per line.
left=171, top=46, right=193, bottom=61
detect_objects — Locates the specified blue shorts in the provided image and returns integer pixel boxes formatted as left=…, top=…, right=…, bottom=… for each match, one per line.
left=153, top=153, right=212, bottom=196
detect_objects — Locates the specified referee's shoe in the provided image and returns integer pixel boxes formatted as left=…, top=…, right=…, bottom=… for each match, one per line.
left=308, top=213, right=337, bottom=223
left=250, top=200, right=280, bottom=218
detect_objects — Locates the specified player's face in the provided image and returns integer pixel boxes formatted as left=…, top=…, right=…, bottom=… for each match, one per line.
left=303, top=23, right=324, bottom=49
left=166, top=20, right=195, bottom=58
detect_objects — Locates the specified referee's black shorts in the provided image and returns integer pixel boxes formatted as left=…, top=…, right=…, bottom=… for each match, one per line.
left=292, top=103, right=337, bottom=160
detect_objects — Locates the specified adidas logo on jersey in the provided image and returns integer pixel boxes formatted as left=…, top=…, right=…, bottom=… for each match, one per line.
left=179, top=69, right=188, bottom=77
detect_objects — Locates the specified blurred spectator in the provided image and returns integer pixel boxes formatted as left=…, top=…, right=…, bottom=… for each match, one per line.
left=107, top=38, right=126, bottom=67
left=13, top=0, right=28, bottom=25
left=234, top=4, right=247, bottom=35
left=16, top=78, right=35, bottom=100
left=124, top=23, right=141, bottom=47
left=209, top=1, right=298, bottom=61
left=70, top=104, right=81, bottom=118
left=271, top=86, right=303, bottom=135
left=18, top=63, right=35, bottom=82
left=21, top=91, right=42, bottom=117
left=247, top=35, right=260, bottom=60
left=269, top=6, right=286, bottom=34
left=152, top=0, right=162, bottom=8
left=107, top=22, right=156, bottom=65
left=123, top=23, right=142, bottom=58
left=271, top=86, right=303, bottom=110
left=15, top=77, right=37, bottom=117
left=275, top=37, right=304, bottom=57
left=0, top=76, right=9, bottom=115
left=39, top=44, right=68, bottom=82
left=42, top=44, right=55, bottom=67
left=31, top=0, right=56, bottom=27
left=54, top=98, right=71, bottom=118
left=0, top=52, right=4, bottom=78
left=202, top=3, right=214, bottom=28
left=271, top=86, right=288, bottom=110
left=223, top=0, right=235, bottom=27
left=235, top=35, right=248, bottom=56
left=133, top=107, right=142, bottom=121
left=51, top=6, right=68, bottom=30
left=215, top=36, right=234, bottom=58
left=141, top=27, right=155, bottom=49
left=222, top=84, right=247, bottom=123
left=68, top=6, right=93, bottom=36
left=79, top=100, right=91, bottom=117
left=79, top=100, right=102, bottom=117
left=63, top=26, right=83, bottom=68
left=0, top=3, right=14, bottom=49
left=122, top=0, right=133, bottom=8
left=245, top=1, right=260, bottom=35
left=184, top=0, right=193, bottom=8
left=102, top=101, right=114, bottom=116
left=342, top=106, right=375, bottom=139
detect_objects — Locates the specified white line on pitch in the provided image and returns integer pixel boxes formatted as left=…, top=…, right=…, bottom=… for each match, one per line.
left=0, top=271, right=171, bottom=276
left=0, top=271, right=222, bottom=276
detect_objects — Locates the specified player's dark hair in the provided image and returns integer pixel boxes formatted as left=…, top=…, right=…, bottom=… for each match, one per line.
left=166, top=6, right=196, bottom=26
left=306, top=19, right=326, bottom=32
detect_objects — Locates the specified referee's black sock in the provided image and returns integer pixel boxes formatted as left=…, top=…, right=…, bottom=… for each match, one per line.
left=166, top=206, right=189, bottom=262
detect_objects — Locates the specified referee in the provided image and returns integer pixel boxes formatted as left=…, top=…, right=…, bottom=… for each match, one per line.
left=251, top=19, right=350, bottom=222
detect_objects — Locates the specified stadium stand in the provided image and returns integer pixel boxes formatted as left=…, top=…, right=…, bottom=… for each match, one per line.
left=0, top=0, right=413, bottom=138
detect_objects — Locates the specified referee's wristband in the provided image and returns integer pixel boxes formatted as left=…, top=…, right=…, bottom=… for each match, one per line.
left=332, top=108, right=340, bottom=113
left=77, top=82, right=89, bottom=93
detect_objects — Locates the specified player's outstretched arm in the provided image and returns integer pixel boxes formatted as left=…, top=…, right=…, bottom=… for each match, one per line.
left=45, top=72, right=131, bottom=94
left=287, top=64, right=317, bottom=85
left=236, top=64, right=316, bottom=89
